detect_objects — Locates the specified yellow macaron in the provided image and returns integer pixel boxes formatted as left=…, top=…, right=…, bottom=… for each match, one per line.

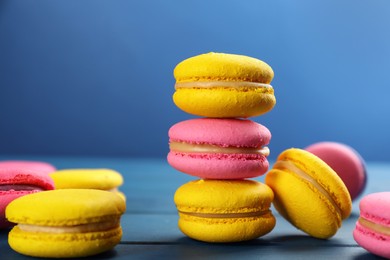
left=174, top=179, right=275, bottom=243
left=50, top=168, right=125, bottom=200
left=265, top=148, right=352, bottom=239
left=173, top=52, right=276, bottom=118
left=6, top=189, right=126, bottom=258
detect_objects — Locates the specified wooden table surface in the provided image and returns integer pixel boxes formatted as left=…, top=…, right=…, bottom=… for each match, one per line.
left=0, top=156, right=387, bottom=259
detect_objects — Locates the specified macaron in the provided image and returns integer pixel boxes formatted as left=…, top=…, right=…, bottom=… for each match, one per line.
left=353, top=192, right=390, bottom=259
left=265, top=148, right=352, bottom=239
left=0, top=160, right=56, bottom=174
left=174, top=179, right=275, bottom=243
left=173, top=52, right=276, bottom=118
left=305, top=142, right=367, bottom=200
left=0, top=168, right=54, bottom=228
left=50, top=168, right=125, bottom=200
left=6, top=189, right=126, bottom=258
left=168, top=118, right=271, bottom=179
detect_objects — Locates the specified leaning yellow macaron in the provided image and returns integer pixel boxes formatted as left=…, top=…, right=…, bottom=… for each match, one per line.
left=174, top=179, right=275, bottom=243
left=173, top=52, right=276, bottom=118
left=6, top=189, right=126, bottom=258
left=265, top=148, right=352, bottom=239
left=50, top=168, right=125, bottom=200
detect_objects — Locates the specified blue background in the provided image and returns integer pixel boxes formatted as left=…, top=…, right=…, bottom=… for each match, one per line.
left=1, top=0, right=390, bottom=161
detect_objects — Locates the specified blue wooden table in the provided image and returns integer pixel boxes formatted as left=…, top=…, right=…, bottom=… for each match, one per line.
left=0, top=156, right=387, bottom=259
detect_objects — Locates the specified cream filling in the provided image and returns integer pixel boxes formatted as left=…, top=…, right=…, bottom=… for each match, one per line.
left=0, top=184, right=44, bottom=191
left=18, top=219, right=120, bottom=234
left=175, top=81, right=272, bottom=89
left=178, top=209, right=271, bottom=219
left=170, top=141, right=270, bottom=156
left=273, top=160, right=342, bottom=217
left=359, top=217, right=390, bottom=236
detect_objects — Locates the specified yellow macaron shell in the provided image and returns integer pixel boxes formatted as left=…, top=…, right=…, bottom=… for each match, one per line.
left=265, top=148, right=352, bottom=239
left=173, top=52, right=276, bottom=118
left=174, top=179, right=275, bottom=243
left=50, top=168, right=123, bottom=190
left=6, top=189, right=126, bottom=258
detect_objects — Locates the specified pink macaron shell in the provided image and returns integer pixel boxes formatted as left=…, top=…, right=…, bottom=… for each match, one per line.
left=168, top=152, right=269, bottom=179
left=353, top=192, right=390, bottom=258
left=0, top=160, right=56, bottom=174
left=169, top=118, right=271, bottom=148
left=0, top=168, right=55, bottom=228
left=305, top=142, right=366, bottom=200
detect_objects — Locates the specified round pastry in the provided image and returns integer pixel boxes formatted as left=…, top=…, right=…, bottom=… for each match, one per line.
left=173, top=52, right=276, bottom=118
left=305, top=142, right=366, bottom=200
left=174, top=179, right=275, bottom=243
left=50, top=168, right=125, bottom=200
left=353, top=192, right=390, bottom=259
left=6, top=189, right=126, bottom=258
left=0, top=160, right=56, bottom=174
left=265, top=148, right=352, bottom=239
left=168, top=118, right=271, bottom=179
left=0, top=168, right=54, bottom=228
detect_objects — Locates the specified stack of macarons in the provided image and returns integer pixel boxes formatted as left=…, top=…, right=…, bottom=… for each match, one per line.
left=0, top=161, right=126, bottom=258
left=168, top=52, right=277, bottom=242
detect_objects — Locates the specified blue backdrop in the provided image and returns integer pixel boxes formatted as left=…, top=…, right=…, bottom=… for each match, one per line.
left=1, top=0, right=390, bottom=161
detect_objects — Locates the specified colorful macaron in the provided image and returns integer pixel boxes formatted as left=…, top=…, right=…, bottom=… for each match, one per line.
left=6, top=189, right=126, bottom=258
left=50, top=168, right=125, bottom=200
left=168, top=118, right=271, bottom=179
left=0, top=168, right=55, bottom=228
left=174, top=179, right=275, bottom=243
left=173, top=52, right=276, bottom=118
left=265, top=148, right=352, bottom=239
left=0, top=160, right=56, bottom=174
left=305, top=142, right=367, bottom=200
left=353, top=192, right=390, bottom=259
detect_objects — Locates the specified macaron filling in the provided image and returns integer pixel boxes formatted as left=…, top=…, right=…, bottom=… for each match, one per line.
left=273, top=160, right=342, bottom=218
left=358, top=217, right=390, bottom=236
left=17, top=219, right=120, bottom=234
left=178, top=209, right=271, bottom=219
left=0, top=184, right=44, bottom=191
left=175, top=81, right=273, bottom=90
left=170, top=141, right=270, bottom=156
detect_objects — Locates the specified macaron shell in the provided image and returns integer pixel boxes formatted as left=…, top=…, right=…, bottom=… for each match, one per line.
left=353, top=221, right=390, bottom=259
left=50, top=169, right=123, bottom=190
left=8, top=225, right=122, bottom=258
left=173, top=87, right=275, bottom=118
left=178, top=211, right=275, bottom=243
left=169, top=118, right=271, bottom=147
left=174, top=52, right=274, bottom=83
left=174, top=179, right=274, bottom=211
left=0, top=160, right=56, bottom=174
left=305, top=142, right=366, bottom=200
left=168, top=152, right=269, bottom=179
left=6, top=189, right=125, bottom=226
left=359, top=192, right=390, bottom=223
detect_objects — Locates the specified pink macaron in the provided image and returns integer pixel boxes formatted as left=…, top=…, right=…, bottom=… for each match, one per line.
left=0, top=168, right=55, bottom=228
left=353, top=192, right=390, bottom=259
left=305, top=142, right=366, bottom=200
left=0, top=160, right=56, bottom=174
left=168, top=118, right=271, bottom=179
